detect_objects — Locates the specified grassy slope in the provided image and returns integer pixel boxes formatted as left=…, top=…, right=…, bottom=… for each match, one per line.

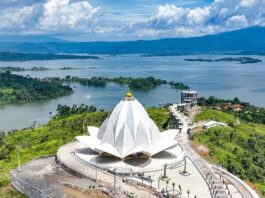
left=193, top=108, right=237, bottom=126
left=0, top=107, right=169, bottom=196
left=193, top=109, right=265, bottom=196
left=0, top=111, right=109, bottom=196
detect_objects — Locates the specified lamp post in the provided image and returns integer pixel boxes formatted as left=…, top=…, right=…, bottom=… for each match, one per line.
left=183, top=157, right=187, bottom=173
left=95, top=165, right=98, bottom=185
left=172, top=182, right=175, bottom=195
left=180, top=156, right=189, bottom=175
left=113, top=168, right=117, bottom=198
left=162, top=163, right=168, bottom=179
left=148, top=176, right=152, bottom=198
left=17, top=145, right=21, bottom=172
left=178, top=185, right=182, bottom=198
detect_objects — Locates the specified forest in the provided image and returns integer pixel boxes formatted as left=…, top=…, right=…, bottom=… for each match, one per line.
left=0, top=72, right=72, bottom=105
left=197, top=96, right=265, bottom=124
left=59, top=76, right=190, bottom=90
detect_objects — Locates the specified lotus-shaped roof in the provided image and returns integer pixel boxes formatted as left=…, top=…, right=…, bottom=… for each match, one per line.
left=76, top=92, right=178, bottom=159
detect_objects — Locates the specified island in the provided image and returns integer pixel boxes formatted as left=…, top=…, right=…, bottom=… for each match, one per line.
left=57, top=76, right=190, bottom=90
left=140, top=53, right=181, bottom=57
left=185, top=57, right=262, bottom=64
left=0, top=52, right=99, bottom=61
left=0, top=66, right=85, bottom=72
left=0, top=71, right=72, bottom=105
left=31, top=66, right=50, bottom=71
left=0, top=67, right=26, bottom=72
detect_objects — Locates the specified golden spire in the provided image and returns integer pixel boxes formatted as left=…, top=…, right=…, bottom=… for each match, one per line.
left=125, top=88, right=133, bottom=97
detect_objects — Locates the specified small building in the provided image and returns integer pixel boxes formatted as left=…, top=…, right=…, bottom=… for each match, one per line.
left=181, top=90, right=198, bottom=107
left=231, top=104, right=242, bottom=112
left=203, top=121, right=227, bottom=129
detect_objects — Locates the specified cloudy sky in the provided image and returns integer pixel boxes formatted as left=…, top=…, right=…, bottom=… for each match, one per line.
left=0, top=0, right=265, bottom=41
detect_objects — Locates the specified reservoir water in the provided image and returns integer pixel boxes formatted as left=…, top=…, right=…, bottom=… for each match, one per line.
left=0, top=55, right=265, bottom=132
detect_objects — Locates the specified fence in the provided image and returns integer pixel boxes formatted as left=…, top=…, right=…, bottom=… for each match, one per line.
left=10, top=155, right=55, bottom=198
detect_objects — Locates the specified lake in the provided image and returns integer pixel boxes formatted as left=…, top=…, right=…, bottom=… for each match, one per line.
left=0, top=55, right=265, bottom=132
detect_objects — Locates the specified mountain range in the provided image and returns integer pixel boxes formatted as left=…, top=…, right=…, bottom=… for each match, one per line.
left=1, top=26, right=265, bottom=55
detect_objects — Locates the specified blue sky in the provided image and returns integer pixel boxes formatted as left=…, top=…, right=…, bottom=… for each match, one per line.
left=0, top=0, right=264, bottom=41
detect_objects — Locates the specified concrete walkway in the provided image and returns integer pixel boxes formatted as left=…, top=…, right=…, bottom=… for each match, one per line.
left=169, top=104, right=259, bottom=198
left=57, top=142, right=156, bottom=198
left=11, top=156, right=107, bottom=198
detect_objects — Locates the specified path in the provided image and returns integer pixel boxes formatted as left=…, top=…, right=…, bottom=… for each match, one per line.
left=169, top=104, right=259, bottom=198
left=57, top=142, right=156, bottom=198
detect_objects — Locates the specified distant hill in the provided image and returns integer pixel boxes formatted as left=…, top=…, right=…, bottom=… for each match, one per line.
left=1, top=26, right=265, bottom=55
left=0, top=35, right=65, bottom=43
left=0, top=52, right=99, bottom=61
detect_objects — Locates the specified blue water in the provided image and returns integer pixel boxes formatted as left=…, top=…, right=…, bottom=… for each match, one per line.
left=0, top=55, right=264, bottom=132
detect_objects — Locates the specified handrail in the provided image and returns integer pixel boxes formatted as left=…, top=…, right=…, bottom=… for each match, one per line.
left=212, top=166, right=260, bottom=198
left=185, top=155, right=214, bottom=198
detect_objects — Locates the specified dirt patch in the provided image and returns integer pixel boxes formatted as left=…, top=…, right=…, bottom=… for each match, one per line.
left=189, top=141, right=218, bottom=164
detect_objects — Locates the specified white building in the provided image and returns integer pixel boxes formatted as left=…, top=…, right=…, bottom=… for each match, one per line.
left=203, top=121, right=227, bottom=129
left=181, top=90, right=198, bottom=107
left=76, top=91, right=178, bottom=159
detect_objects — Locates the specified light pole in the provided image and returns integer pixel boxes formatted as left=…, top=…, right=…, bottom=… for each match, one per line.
left=180, top=156, right=188, bottom=175
left=148, top=176, right=152, bottom=198
left=184, top=157, right=187, bottom=173
left=162, top=163, right=168, bottom=179
left=113, top=168, right=117, bottom=198
left=17, top=145, right=21, bottom=172
left=172, top=182, right=175, bottom=195
left=178, top=185, right=182, bottom=198
left=95, top=165, right=98, bottom=185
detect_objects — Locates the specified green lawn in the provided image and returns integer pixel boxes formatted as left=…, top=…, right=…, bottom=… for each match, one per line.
left=194, top=108, right=237, bottom=126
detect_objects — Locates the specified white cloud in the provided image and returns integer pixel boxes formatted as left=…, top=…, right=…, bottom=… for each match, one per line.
left=226, top=15, right=248, bottom=27
left=0, top=0, right=100, bottom=35
left=0, top=0, right=265, bottom=40
left=239, top=0, right=256, bottom=7
left=131, top=0, right=265, bottom=38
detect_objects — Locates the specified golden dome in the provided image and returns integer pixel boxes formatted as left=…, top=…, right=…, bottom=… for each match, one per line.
left=125, top=89, right=133, bottom=97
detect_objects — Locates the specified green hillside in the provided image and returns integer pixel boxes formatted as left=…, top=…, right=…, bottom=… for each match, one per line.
left=193, top=109, right=265, bottom=196
left=0, top=106, right=168, bottom=196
